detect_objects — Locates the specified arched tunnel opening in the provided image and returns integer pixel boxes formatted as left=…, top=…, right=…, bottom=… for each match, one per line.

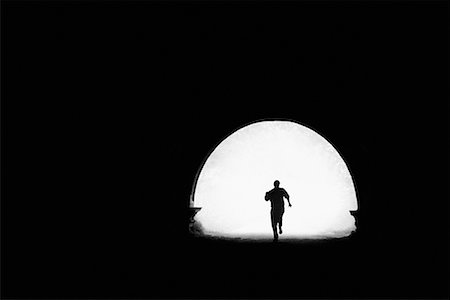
left=189, top=119, right=359, bottom=240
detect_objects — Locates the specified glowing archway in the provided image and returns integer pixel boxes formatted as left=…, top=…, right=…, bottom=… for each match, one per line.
left=192, top=120, right=358, bottom=239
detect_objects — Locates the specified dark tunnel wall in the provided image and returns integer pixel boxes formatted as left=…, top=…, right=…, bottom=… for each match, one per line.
left=3, top=1, right=448, bottom=299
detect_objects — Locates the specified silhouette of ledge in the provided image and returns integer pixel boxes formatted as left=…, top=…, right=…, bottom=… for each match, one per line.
left=188, top=207, right=202, bottom=234
left=350, top=210, right=358, bottom=226
left=188, top=207, right=201, bottom=221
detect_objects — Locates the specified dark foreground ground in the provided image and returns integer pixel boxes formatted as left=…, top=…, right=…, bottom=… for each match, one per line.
left=192, top=233, right=350, bottom=243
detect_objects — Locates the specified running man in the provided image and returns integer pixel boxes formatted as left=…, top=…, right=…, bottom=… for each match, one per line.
left=265, top=180, right=292, bottom=241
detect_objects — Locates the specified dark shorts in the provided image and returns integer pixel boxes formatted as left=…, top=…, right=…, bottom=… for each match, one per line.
left=271, top=206, right=285, bottom=224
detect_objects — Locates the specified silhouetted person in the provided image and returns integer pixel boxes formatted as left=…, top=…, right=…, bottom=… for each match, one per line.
left=265, top=180, right=292, bottom=241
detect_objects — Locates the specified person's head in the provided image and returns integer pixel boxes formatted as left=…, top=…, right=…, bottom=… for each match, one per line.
left=274, top=180, right=280, bottom=188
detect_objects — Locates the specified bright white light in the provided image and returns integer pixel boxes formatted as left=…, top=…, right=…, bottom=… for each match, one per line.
left=193, top=120, right=358, bottom=239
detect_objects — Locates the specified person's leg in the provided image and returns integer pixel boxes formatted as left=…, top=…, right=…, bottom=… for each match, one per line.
left=271, top=209, right=278, bottom=241
left=279, top=207, right=285, bottom=234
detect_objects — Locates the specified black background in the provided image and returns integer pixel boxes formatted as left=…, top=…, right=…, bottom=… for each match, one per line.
left=2, top=1, right=448, bottom=299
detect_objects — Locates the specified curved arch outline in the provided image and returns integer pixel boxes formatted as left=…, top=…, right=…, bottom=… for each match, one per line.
left=190, top=118, right=360, bottom=213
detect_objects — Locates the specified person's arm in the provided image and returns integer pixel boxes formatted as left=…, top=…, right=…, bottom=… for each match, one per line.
left=265, top=192, right=270, bottom=201
left=284, top=189, right=292, bottom=207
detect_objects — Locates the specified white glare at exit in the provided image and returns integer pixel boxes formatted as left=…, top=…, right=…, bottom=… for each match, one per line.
left=193, top=120, right=358, bottom=239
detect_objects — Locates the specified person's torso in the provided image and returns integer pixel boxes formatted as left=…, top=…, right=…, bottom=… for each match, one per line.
left=268, top=188, right=285, bottom=209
